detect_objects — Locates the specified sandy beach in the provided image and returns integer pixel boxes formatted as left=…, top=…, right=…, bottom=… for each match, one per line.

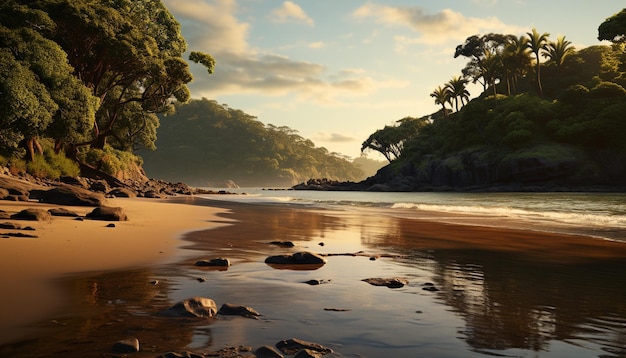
left=1, top=194, right=626, bottom=357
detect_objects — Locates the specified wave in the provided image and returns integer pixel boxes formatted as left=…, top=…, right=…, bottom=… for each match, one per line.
left=391, top=202, right=626, bottom=228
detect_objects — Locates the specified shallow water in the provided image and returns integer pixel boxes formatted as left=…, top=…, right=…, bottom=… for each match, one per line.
left=1, top=196, right=625, bottom=357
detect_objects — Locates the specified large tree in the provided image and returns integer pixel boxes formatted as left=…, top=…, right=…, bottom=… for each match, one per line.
left=598, top=8, right=626, bottom=43
left=446, top=75, right=470, bottom=112
left=526, top=28, right=550, bottom=97
left=28, top=0, right=215, bottom=153
left=543, top=35, right=575, bottom=89
left=430, top=86, right=451, bottom=117
left=0, top=1, right=98, bottom=160
left=361, top=117, right=429, bottom=162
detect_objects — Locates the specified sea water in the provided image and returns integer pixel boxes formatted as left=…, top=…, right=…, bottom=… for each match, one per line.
left=201, top=189, right=626, bottom=242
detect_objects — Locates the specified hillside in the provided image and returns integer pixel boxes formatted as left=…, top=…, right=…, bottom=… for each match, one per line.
left=140, top=99, right=367, bottom=187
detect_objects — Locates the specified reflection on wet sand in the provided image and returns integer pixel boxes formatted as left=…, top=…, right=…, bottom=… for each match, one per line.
left=2, top=198, right=625, bottom=357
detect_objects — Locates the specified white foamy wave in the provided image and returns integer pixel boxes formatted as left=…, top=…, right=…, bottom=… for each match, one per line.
left=391, top=202, right=626, bottom=228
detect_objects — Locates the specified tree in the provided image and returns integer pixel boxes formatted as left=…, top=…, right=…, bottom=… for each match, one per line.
left=502, top=35, right=532, bottom=95
left=598, top=8, right=626, bottom=43
left=430, top=86, right=451, bottom=117
left=30, top=0, right=215, bottom=152
left=446, top=75, right=470, bottom=112
left=526, top=28, right=550, bottom=97
left=0, top=1, right=98, bottom=160
left=361, top=117, right=428, bottom=162
left=543, top=35, right=575, bottom=89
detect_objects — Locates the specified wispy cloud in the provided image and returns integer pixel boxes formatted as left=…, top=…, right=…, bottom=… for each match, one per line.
left=352, top=4, right=526, bottom=46
left=164, top=0, right=396, bottom=104
left=313, top=132, right=356, bottom=143
left=269, top=1, right=314, bottom=27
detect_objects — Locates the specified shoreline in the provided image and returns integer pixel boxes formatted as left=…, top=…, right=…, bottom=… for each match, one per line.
left=0, top=197, right=228, bottom=346
left=1, top=194, right=625, bottom=356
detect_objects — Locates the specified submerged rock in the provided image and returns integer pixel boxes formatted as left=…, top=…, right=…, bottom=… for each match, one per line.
left=218, top=303, right=260, bottom=318
left=362, top=277, right=409, bottom=288
left=195, top=258, right=231, bottom=267
left=265, top=252, right=327, bottom=265
left=275, top=338, right=333, bottom=355
left=162, top=297, right=218, bottom=318
left=269, top=240, right=295, bottom=247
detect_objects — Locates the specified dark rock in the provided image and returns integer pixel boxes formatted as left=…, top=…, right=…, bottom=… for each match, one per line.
left=265, top=252, right=327, bottom=265
left=106, top=223, right=116, bottom=228
left=0, top=232, right=38, bottom=238
left=0, top=222, right=21, bottom=230
left=293, top=349, right=324, bottom=358
left=11, top=209, right=51, bottom=221
left=275, top=338, right=333, bottom=355
left=303, top=279, right=331, bottom=285
left=195, top=258, right=231, bottom=267
left=269, top=241, right=295, bottom=247
left=86, top=206, right=128, bottom=221
left=89, top=180, right=110, bottom=193
left=107, top=187, right=137, bottom=198
left=422, top=282, right=440, bottom=292
left=37, top=185, right=105, bottom=206
left=162, top=297, right=218, bottom=318
left=255, top=345, right=284, bottom=358
left=112, top=338, right=139, bottom=353
left=323, top=308, right=350, bottom=312
left=362, top=277, right=409, bottom=288
left=59, top=176, right=88, bottom=188
left=47, top=208, right=79, bottom=217
left=218, top=303, right=261, bottom=318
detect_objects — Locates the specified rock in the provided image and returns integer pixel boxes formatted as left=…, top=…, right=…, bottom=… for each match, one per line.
left=0, top=222, right=21, bottom=230
left=269, top=241, right=295, bottom=247
left=162, top=297, right=218, bottom=318
left=0, top=188, right=8, bottom=199
left=294, top=349, right=324, bottom=358
left=59, top=176, right=88, bottom=188
left=265, top=252, right=327, bottom=265
left=86, top=206, right=128, bottom=221
left=37, top=185, right=105, bottom=206
left=143, top=190, right=163, bottom=198
left=255, top=345, right=284, bottom=358
left=303, top=279, right=331, bottom=285
left=107, top=187, right=137, bottom=198
left=89, top=180, right=110, bottom=193
left=362, top=277, right=409, bottom=288
left=47, top=208, right=79, bottom=217
left=112, top=338, right=139, bottom=353
left=218, top=303, right=260, bottom=318
left=422, top=282, right=440, bottom=292
left=195, top=258, right=231, bottom=267
left=275, top=338, right=332, bottom=355
left=11, top=208, right=51, bottom=221
left=323, top=308, right=350, bottom=312
left=106, top=223, right=116, bottom=228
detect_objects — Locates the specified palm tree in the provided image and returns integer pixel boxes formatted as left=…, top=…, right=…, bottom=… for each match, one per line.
left=526, top=28, right=550, bottom=97
left=543, top=35, right=575, bottom=89
left=502, top=35, right=532, bottom=95
left=430, top=86, right=451, bottom=117
left=480, top=50, right=503, bottom=101
left=446, top=75, right=470, bottom=112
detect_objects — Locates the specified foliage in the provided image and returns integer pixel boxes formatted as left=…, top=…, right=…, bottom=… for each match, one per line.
left=598, top=9, right=626, bottom=43
left=77, top=146, right=143, bottom=177
left=140, top=99, right=364, bottom=186
left=361, top=116, right=430, bottom=161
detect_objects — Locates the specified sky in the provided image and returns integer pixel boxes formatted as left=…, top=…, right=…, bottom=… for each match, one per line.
left=162, top=0, right=621, bottom=160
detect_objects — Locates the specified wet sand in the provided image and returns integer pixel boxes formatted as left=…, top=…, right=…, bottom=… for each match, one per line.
left=1, top=196, right=626, bottom=357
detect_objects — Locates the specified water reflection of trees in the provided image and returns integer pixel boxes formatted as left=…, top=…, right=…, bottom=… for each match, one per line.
left=360, top=215, right=626, bottom=357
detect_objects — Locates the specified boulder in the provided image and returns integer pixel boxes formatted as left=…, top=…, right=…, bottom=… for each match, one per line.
left=48, top=208, right=79, bottom=217
left=275, top=338, right=333, bottom=355
left=11, top=209, right=51, bottom=221
left=255, top=345, right=284, bottom=358
left=217, top=303, right=260, bottom=318
left=89, top=180, right=110, bottom=193
left=0, top=222, right=21, bottom=230
left=362, top=277, right=408, bottom=288
left=107, top=187, right=137, bottom=198
left=265, top=252, right=327, bottom=265
left=195, top=258, right=230, bottom=267
left=294, top=349, right=324, bottom=358
left=37, top=185, right=105, bottom=206
left=162, top=297, right=217, bottom=318
left=86, top=206, right=128, bottom=221
left=269, top=241, right=295, bottom=247
left=112, top=338, right=139, bottom=353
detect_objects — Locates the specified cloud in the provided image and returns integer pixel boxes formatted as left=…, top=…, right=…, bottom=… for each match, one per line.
left=352, top=4, right=526, bottom=46
left=308, top=41, right=326, bottom=49
left=313, top=132, right=356, bottom=143
left=164, top=0, right=391, bottom=105
left=270, top=1, right=314, bottom=26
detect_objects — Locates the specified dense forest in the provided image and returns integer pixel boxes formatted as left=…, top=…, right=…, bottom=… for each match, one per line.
left=140, top=99, right=380, bottom=187
left=356, top=9, right=626, bottom=191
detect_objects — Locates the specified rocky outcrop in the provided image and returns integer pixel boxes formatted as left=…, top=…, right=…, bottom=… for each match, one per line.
left=294, top=144, right=626, bottom=192
left=217, top=303, right=260, bottom=318
left=86, top=206, right=128, bottom=221
left=275, top=338, right=333, bottom=356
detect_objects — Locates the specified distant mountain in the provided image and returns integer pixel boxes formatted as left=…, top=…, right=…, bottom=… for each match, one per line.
left=140, top=98, right=364, bottom=187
